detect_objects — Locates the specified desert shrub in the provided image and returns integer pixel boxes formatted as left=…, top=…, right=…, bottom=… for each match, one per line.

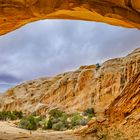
left=0, top=111, right=23, bottom=121
left=48, top=109, right=69, bottom=131
left=8, top=112, right=17, bottom=120
left=52, top=121, right=66, bottom=131
left=42, top=109, right=69, bottom=131
left=13, top=111, right=23, bottom=119
left=83, top=108, right=95, bottom=118
left=19, top=115, right=38, bottom=130
left=35, top=116, right=43, bottom=123
left=96, top=63, right=101, bottom=70
left=49, top=108, right=64, bottom=118
left=59, top=113, right=68, bottom=124
left=0, top=111, right=7, bottom=120
left=42, top=118, right=53, bottom=130
left=71, top=113, right=83, bottom=127
left=47, top=118, right=53, bottom=129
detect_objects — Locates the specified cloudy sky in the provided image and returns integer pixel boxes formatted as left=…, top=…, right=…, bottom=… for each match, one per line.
left=0, top=19, right=140, bottom=92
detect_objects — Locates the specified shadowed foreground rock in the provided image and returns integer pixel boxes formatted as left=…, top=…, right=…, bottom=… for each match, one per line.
left=0, top=0, right=140, bottom=35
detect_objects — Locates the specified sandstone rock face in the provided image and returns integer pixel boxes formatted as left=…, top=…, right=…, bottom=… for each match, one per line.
left=0, top=48, right=140, bottom=118
left=106, top=71, right=140, bottom=122
left=0, top=0, right=140, bottom=35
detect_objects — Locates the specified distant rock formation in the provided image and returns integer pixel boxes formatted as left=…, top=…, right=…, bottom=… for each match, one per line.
left=0, top=0, right=140, bottom=35
left=0, top=48, right=140, bottom=139
left=0, top=48, right=140, bottom=117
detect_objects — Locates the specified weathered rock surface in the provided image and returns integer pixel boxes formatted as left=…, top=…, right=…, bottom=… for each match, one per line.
left=0, top=48, right=140, bottom=118
left=106, top=71, right=140, bottom=122
left=0, top=0, right=140, bottom=35
left=75, top=70, right=140, bottom=139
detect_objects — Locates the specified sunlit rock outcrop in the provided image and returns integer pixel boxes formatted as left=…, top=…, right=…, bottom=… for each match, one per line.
left=0, top=0, right=140, bottom=35
left=106, top=71, right=140, bottom=122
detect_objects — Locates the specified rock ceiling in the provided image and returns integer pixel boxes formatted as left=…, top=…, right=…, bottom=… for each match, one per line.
left=0, top=0, right=140, bottom=35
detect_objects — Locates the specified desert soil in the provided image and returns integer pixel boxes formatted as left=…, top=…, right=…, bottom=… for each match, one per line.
left=0, top=121, right=84, bottom=140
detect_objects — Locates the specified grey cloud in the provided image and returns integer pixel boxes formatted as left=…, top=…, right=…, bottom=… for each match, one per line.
left=0, top=20, right=140, bottom=92
left=0, top=74, right=21, bottom=83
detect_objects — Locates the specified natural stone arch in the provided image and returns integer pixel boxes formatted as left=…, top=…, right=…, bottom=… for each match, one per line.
left=0, top=0, right=140, bottom=35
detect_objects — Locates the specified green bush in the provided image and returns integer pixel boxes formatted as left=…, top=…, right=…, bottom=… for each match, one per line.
left=42, top=118, right=53, bottom=130
left=96, top=63, right=101, bottom=70
left=0, top=111, right=23, bottom=121
left=19, top=115, right=38, bottom=130
left=83, top=108, right=95, bottom=118
left=13, top=111, right=23, bottom=119
left=8, top=113, right=17, bottom=120
left=59, top=113, right=68, bottom=124
left=0, top=111, right=7, bottom=120
left=71, top=113, right=83, bottom=127
left=42, top=109, right=69, bottom=131
left=49, top=108, right=64, bottom=118
left=52, top=121, right=66, bottom=131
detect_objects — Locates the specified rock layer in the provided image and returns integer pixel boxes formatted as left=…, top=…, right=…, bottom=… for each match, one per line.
left=106, top=71, right=140, bottom=122
left=0, top=0, right=140, bottom=35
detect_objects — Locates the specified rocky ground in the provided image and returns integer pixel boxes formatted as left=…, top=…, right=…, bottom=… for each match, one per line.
left=0, top=121, right=85, bottom=140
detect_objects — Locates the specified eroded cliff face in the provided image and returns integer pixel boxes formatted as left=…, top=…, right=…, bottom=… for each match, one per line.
left=75, top=70, right=140, bottom=140
left=0, top=48, right=140, bottom=139
left=106, top=71, right=140, bottom=122
left=0, top=0, right=140, bottom=35
left=0, top=48, right=140, bottom=118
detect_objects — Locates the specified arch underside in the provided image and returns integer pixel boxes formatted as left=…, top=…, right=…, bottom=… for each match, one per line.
left=0, top=0, right=140, bottom=35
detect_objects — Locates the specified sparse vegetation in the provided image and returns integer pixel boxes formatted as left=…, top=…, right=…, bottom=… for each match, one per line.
left=83, top=108, right=95, bottom=119
left=49, top=108, right=64, bottom=118
left=12, top=111, right=23, bottom=119
left=96, top=63, right=101, bottom=70
left=41, top=118, right=53, bottom=130
left=71, top=113, right=83, bottom=127
left=0, top=111, right=23, bottom=121
left=52, top=121, right=66, bottom=131
left=0, top=108, right=95, bottom=131
left=49, top=109, right=69, bottom=131
left=19, top=115, right=39, bottom=130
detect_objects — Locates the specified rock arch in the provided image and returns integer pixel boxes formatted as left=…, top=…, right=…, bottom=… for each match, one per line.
left=0, top=0, right=140, bottom=35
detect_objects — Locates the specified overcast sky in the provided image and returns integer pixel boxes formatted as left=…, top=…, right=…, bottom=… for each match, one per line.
left=0, top=19, right=140, bottom=92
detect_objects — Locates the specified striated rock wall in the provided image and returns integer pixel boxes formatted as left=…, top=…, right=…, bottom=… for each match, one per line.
left=0, top=0, right=140, bottom=35
left=0, top=48, right=140, bottom=117
left=106, top=71, right=140, bottom=122
left=75, top=70, right=140, bottom=139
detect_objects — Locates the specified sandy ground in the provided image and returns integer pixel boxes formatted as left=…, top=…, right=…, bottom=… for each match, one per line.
left=0, top=121, right=84, bottom=140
